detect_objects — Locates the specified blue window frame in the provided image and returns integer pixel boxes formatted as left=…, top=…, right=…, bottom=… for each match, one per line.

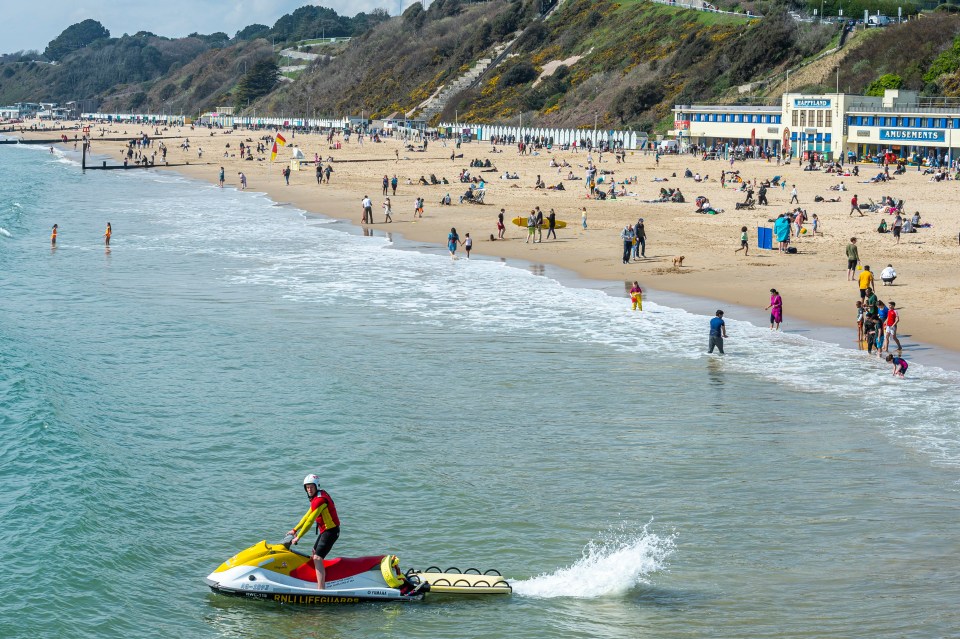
left=878, top=117, right=886, bottom=126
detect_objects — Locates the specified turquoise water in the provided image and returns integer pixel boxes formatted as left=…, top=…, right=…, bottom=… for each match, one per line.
left=2, top=143, right=960, bottom=638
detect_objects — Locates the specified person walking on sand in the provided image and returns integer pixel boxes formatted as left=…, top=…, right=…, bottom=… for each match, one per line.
left=620, top=224, right=635, bottom=264
left=51, top=224, right=58, bottom=246
left=103, top=222, right=112, bottom=246
left=850, top=194, right=862, bottom=216
left=218, top=166, right=225, bottom=188
left=526, top=210, right=536, bottom=244
left=766, top=288, right=783, bottom=330
left=238, top=172, right=247, bottom=190
left=546, top=209, right=557, bottom=240
left=846, top=237, right=860, bottom=281
left=790, top=185, right=798, bottom=204
left=381, top=175, right=388, bottom=196
left=735, top=226, right=749, bottom=255
left=447, top=227, right=461, bottom=258
left=629, top=281, right=643, bottom=311
left=497, top=209, right=506, bottom=239
left=636, top=218, right=647, bottom=259
left=892, top=213, right=903, bottom=245
left=708, top=310, right=727, bottom=354
left=361, top=195, right=373, bottom=225
left=383, top=197, right=393, bottom=223
left=464, top=233, right=473, bottom=258
left=581, top=207, right=588, bottom=229
left=391, top=175, right=398, bottom=196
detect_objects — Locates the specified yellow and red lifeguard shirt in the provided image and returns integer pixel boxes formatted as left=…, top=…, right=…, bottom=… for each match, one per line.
left=294, top=490, right=340, bottom=537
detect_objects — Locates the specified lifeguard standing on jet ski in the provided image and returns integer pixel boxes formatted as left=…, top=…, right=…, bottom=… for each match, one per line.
left=288, top=474, right=340, bottom=589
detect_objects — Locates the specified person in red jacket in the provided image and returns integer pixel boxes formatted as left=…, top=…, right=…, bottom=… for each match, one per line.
left=289, top=474, right=340, bottom=589
left=850, top=194, right=863, bottom=217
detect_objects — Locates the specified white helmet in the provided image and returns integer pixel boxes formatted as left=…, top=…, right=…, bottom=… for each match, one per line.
left=303, top=474, right=321, bottom=492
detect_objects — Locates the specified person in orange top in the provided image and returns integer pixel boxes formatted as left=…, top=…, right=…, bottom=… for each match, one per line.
left=104, top=223, right=112, bottom=246
left=289, top=474, right=340, bottom=589
left=51, top=224, right=58, bottom=246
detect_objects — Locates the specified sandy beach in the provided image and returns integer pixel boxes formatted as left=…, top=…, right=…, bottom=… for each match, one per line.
left=17, top=121, right=960, bottom=353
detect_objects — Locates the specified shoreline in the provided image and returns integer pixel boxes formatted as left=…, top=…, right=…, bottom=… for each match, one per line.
left=15, top=123, right=960, bottom=361
left=331, top=211, right=960, bottom=372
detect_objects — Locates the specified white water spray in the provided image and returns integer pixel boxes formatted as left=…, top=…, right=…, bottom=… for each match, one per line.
left=512, top=525, right=675, bottom=599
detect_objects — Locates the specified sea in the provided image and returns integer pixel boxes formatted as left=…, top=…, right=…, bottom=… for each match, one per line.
left=2, top=142, right=960, bottom=639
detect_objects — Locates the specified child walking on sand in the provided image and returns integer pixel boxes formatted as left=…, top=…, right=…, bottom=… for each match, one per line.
left=464, top=233, right=472, bottom=258
left=383, top=197, right=393, bottom=223
left=735, top=226, right=748, bottom=255
left=629, top=281, right=643, bottom=311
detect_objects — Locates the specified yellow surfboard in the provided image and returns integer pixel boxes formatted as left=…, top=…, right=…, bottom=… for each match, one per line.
left=512, top=217, right=567, bottom=229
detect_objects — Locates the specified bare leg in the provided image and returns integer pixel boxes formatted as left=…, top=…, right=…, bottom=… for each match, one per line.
left=313, top=554, right=326, bottom=590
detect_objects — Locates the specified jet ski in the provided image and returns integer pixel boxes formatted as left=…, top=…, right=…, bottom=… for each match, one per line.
left=205, top=534, right=511, bottom=604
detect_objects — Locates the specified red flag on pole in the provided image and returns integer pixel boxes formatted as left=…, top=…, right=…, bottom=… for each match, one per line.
left=270, top=142, right=278, bottom=162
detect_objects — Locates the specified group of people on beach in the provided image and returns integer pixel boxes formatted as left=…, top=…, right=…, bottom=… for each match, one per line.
left=848, top=237, right=908, bottom=376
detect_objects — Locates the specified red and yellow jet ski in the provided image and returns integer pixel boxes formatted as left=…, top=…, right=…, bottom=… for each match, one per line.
left=205, top=536, right=511, bottom=604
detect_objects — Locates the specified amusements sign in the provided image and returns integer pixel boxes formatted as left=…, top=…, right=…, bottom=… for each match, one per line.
left=879, top=129, right=945, bottom=142
left=675, top=120, right=691, bottom=131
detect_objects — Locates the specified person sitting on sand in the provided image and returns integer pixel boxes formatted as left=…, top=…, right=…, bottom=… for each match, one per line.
left=418, top=175, right=429, bottom=185
left=534, top=175, right=545, bottom=189
left=877, top=219, right=888, bottom=233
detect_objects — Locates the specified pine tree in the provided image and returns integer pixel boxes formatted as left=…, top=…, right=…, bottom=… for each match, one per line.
left=234, top=58, right=279, bottom=110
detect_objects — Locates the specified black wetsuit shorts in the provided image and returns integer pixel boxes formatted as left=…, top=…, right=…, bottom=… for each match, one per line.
left=313, top=527, right=340, bottom=558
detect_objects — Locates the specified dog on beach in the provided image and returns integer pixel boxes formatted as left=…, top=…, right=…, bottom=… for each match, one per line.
left=673, top=256, right=685, bottom=268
